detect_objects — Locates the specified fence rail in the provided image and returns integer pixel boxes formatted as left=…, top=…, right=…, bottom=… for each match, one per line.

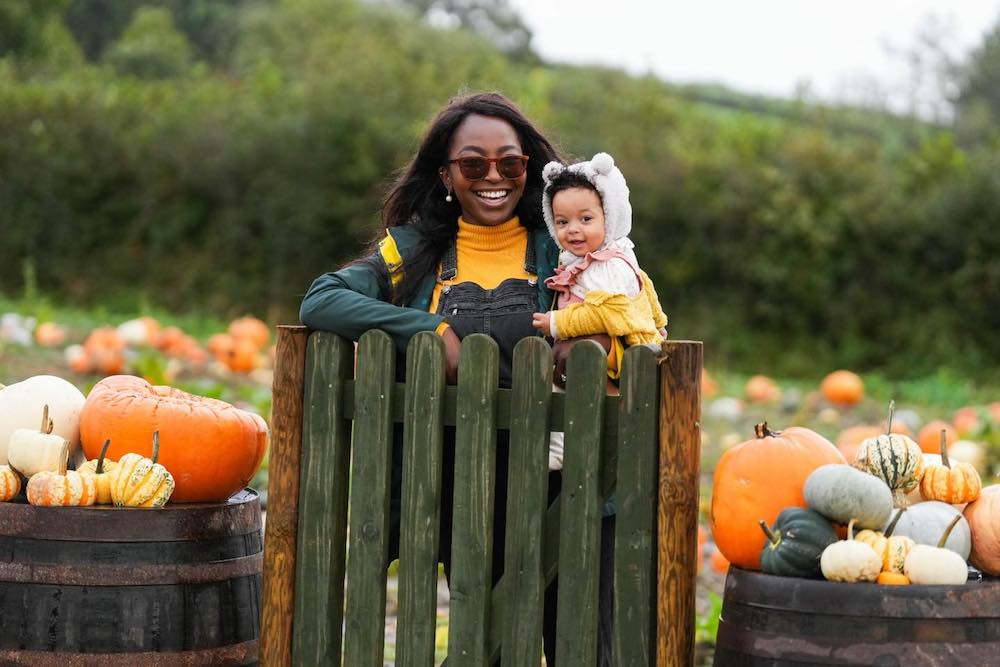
left=261, top=326, right=701, bottom=666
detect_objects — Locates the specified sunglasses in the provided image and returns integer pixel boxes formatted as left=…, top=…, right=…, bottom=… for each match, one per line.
left=448, top=155, right=529, bottom=180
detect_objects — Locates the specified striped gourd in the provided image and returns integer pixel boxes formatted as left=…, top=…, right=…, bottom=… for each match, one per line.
left=111, top=431, right=175, bottom=508
left=853, top=401, right=924, bottom=502
left=853, top=508, right=916, bottom=573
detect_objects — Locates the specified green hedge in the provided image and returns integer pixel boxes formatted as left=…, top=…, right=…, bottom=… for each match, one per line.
left=1, top=0, right=997, bottom=379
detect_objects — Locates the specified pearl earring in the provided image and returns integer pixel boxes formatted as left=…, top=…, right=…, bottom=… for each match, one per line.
left=445, top=190, right=453, bottom=202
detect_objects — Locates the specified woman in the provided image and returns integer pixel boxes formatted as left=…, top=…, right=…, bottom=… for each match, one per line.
left=300, top=91, right=612, bottom=665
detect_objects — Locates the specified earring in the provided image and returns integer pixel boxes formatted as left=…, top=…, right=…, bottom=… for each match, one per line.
left=445, top=189, right=453, bottom=202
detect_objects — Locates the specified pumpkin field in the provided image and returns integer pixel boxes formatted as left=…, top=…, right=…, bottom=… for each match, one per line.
left=2, top=294, right=997, bottom=664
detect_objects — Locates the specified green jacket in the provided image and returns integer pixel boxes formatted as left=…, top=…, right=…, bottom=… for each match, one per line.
left=300, top=223, right=561, bottom=351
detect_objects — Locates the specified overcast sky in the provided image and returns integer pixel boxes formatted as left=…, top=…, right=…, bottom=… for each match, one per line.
left=507, top=1, right=1000, bottom=114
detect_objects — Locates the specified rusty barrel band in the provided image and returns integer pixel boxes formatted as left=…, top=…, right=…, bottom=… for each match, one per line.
left=0, top=551, right=262, bottom=586
left=0, top=639, right=258, bottom=666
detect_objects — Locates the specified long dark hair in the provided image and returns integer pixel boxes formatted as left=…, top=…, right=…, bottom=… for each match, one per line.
left=372, top=91, right=562, bottom=305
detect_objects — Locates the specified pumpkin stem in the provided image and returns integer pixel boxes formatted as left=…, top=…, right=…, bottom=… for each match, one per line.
left=937, top=514, right=962, bottom=549
left=939, top=429, right=950, bottom=469
left=40, top=404, right=53, bottom=434
left=151, top=431, right=160, bottom=464
left=96, top=439, right=111, bottom=474
left=847, top=518, right=857, bottom=541
left=754, top=422, right=781, bottom=439
left=884, top=508, right=906, bottom=537
left=885, top=400, right=895, bottom=435
left=758, top=519, right=780, bottom=546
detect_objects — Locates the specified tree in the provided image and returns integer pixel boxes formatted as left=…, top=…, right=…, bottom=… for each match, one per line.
left=0, top=0, right=69, bottom=58
left=955, top=15, right=1000, bottom=139
left=391, top=0, right=536, bottom=61
left=103, top=7, right=194, bottom=78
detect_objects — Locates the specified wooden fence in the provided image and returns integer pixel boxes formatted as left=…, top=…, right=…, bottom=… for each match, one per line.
left=260, top=326, right=701, bottom=666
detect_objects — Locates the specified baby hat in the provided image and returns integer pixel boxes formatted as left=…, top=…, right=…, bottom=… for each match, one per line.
left=541, top=152, right=633, bottom=248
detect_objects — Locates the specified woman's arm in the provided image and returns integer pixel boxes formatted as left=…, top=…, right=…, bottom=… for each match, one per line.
left=300, top=259, right=445, bottom=354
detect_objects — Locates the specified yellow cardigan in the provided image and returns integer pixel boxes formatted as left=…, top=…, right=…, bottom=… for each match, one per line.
left=553, top=269, right=668, bottom=345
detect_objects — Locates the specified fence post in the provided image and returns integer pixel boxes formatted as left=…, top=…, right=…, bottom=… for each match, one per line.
left=656, top=340, right=703, bottom=667
left=261, top=325, right=309, bottom=667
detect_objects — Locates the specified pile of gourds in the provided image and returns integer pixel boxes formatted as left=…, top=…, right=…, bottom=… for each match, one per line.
left=1, top=373, right=268, bottom=508
left=711, top=401, right=999, bottom=586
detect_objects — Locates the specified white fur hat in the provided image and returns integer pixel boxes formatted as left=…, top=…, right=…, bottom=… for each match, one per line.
left=541, top=152, right=632, bottom=248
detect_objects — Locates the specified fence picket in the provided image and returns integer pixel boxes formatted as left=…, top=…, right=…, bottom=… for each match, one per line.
left=555, top=341, right=608, bottom=665
left=501, top=338, right=552, bottom=666
left=343, top=330, right=396, bottom=667
left=614, top=344, right=660, bottom=666
left=292, top=332, right=354, bottom=665
left=447, top=334, right=499, bottom=666
left=397, top=332, right=447, bottom=667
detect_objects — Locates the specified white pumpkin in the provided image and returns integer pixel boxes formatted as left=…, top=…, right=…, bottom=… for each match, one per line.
left=0, top=376, right=85, bottom=466
left=888, top=500, right=971, bottom=559
left=948, top=440, right=986, bottom=472
left=904, top=515, right=969, bottom=585
left=820, top=520, right=882, bottom=583
left=6, top=405, right=70, bottom=477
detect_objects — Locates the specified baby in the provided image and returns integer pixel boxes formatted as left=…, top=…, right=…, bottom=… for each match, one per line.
left=533, top=152, right=668, bottom=468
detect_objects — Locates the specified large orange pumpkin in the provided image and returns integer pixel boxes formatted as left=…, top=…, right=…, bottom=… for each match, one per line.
left=964, top=485, right=1000, bottom=575
left=228, top=316, right=270, bottom=350
left=917, top=420, right=958, bottom=454
left=79, top=376, right=268, bottom=502
left=710, top=422, right=845, bottom=570
left=820, top=370, right=864, bottom=406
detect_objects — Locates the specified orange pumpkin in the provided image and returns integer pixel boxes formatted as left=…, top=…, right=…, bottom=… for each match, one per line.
left=820, top=370, right=864, bottom=406
left=223, top=337, right=261, bottom=373
left=745, top=375, right=780, bottom=404
left=710, top=546, right=730, bottom=573
left=876, top=571, right=910, bottom=585
left=156, top=326, right=187, bottom=352
left=228, top=316, right=270, bottom=350
left=79, top=375, right=268, bottom=502
left=34, top=322, right=67, bottom=347
left=701, top=369, right=719, bottom=398
left=84, top=326, right=126, bottom=375
left=710, top=422, right=846, bottom=570
left=835, top=421, right=910, bottom=463
left=207, top=333, right=235, bottom=361
left=921, top=431, right=981, bottom=504
left=952, top=406, right=981, bottom=437
left=964, top=485, right=1000, bottom=575
left=917, top=420, right=958, bottom=454
left=27, top=469, right=97, bottom=506
left=0, top=465, right=21, bottom=501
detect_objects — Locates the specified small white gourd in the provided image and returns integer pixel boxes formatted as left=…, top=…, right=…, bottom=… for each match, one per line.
left=6, top=405, right=70, bottom=478
left=820, top=519, right=882, bottom=583
left=904, top=514, right=969, bottom=585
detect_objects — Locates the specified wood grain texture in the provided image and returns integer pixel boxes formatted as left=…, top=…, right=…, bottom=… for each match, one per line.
left=656, top=341, right=702, bottom=667
left=260, top=325, right=308, bottom=667
left=555, top=340, right=607, bottom=666
left=501, top=338, right=552, bottom=667
left=397, top=332, right=447, bottom=667
left=292, top=332, right=354, bottom=665
left=614, top=344, right=660, bottom=666
left=447, top=334, right=499, bottom=666
left=716, top=567, right=1000, bottom=666
left=343, top=330, right=396, bottom=667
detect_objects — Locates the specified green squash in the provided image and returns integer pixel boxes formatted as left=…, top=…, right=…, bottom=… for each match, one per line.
left=759, top=507, right=840, bottom=578
left=803, top=463, right=893, bottom=529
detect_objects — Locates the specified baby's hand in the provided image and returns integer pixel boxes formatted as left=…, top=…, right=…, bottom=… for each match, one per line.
left=532, top=312, right=552, bottom=335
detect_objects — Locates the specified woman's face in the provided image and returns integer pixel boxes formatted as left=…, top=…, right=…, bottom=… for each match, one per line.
left=440, top=114, right=527, bottom=227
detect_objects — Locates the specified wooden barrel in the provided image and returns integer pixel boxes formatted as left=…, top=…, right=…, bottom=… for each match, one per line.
left=0, top=489, right=261, bottom=666
left=714, top=567, right=1000, bottom=666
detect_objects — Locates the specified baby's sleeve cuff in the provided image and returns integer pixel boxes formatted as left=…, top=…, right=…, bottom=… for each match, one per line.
left=435, top=321, right=451, bottom=336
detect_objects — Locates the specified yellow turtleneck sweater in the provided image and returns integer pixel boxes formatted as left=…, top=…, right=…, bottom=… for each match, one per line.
left=429, top=217, right=534, bottom=316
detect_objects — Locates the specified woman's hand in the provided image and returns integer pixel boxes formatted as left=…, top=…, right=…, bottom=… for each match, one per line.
left=440, top=325, right=461, bottom=384
left=532, top=312, right=552, bottom=336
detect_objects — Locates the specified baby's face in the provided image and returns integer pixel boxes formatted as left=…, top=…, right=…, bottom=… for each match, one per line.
left=552, top=187, right=606, bottom=257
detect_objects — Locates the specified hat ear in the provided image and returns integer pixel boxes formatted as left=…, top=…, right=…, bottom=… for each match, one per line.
left=590, top=152, right=615, bottom=175
left=542, top=161, right=565, bottom=184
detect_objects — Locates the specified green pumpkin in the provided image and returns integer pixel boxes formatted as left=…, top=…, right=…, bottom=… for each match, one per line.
left=759, top=507, right=840, bottom=578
